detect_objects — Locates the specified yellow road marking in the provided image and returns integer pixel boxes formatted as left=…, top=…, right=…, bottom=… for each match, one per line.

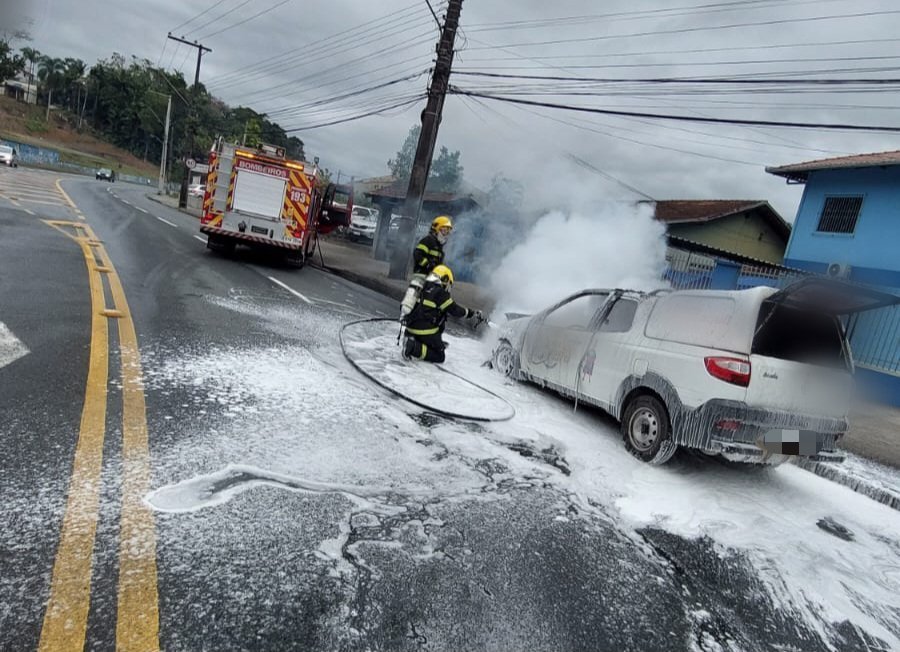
left=106, top=241, right=161, bottom=652
left=38, top=222, right=109, bottom=652
left=55, top=178, right=80, bottom=211
left=39, top=221, right=161, bottom=651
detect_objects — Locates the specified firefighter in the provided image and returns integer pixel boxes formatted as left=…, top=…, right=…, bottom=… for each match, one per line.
left=403, top=264, right=483, bottom=363
left=412, top=215, right=453, bottom=278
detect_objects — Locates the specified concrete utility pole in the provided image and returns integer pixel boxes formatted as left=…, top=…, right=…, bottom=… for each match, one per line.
left=167, top=33, right=212, bottom=208
left=388, top=0, right=463, bottom=279
left=158, top=94, right=172, bottom=195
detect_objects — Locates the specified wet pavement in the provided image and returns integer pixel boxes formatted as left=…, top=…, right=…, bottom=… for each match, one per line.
left=1, top=170, right=898, bottom=651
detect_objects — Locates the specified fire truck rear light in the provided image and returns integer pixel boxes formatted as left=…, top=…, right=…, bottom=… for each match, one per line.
left=236, top=150, right=256, bottom=159
left=284, top=162, right=304, bottom=171
left=704, top=356, right=751, bottom=387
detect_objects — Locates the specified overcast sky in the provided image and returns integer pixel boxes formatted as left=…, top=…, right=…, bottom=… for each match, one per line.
left=12, top=0, right=900, bottom=220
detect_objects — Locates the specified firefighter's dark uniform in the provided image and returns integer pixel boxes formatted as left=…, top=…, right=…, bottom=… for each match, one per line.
left=412, top=233, right=444, bottom=276
left=404, top=280, right=474, bottom=363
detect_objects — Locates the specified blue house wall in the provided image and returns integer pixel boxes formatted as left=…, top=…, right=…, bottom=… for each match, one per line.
left=778, top=164, right=900, bottom=406
left=783, top=166, right=900, bottom=287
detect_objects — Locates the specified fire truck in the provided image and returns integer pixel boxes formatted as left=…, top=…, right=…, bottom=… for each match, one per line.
left=199, top=138, right=352, bottom=266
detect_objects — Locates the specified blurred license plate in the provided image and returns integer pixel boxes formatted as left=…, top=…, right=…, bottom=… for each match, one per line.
left=251, top=225, right=268, bottom=235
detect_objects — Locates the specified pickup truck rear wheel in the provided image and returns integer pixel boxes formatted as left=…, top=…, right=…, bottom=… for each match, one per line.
left=622, top=394, right=677, bottom=465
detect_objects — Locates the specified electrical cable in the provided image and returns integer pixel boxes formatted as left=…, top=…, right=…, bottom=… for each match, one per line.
left=283, top=95, right=424, bottom=132
left=464, top=9, right=900, bottom=51
left=450, top=88, right=900, bottom=133
left=182, top=0, right=253, bottom=37
left=170, top=0, right=230, bottom=34
left=198, top=0, right=292, bottom=40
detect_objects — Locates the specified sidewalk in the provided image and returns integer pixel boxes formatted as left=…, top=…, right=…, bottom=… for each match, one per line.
left=146, top=191, right=202, bottom=217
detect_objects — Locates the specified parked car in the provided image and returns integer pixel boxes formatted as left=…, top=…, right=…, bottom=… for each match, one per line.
left=0, top=144, right=18, bottom=167
left=96, top=168, right=115, bottom=182
left=188, top=183, right=206, bottom=198
left=491, top=279, right=900, bottom=466
left=347, top=206, right=379, bottom=243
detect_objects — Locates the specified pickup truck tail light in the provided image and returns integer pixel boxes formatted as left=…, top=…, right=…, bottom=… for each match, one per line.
left=704, top=356, right=751, bottom=387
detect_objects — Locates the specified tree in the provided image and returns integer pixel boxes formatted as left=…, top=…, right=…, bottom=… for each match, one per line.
left=429, top=146, right=463, bottom=193
left=387, top=124, right=464, bottom=192
left=37, top=55, right=66, bottom=120
left=20, top=46, right=39, bottom=101
left=63, top=58, right=86, bottom=112
left=0, top=38, right=25, bottom=82
left=387, top=124, right=420, bottom=182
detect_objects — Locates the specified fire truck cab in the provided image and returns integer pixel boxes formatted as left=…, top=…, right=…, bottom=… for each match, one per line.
left=200, top=138, right=352, bottom=267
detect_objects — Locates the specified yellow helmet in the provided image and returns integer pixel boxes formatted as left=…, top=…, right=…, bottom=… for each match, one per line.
left=431, top=215, right=453, bottom=232
left=432, top=264, right=454, bottom=287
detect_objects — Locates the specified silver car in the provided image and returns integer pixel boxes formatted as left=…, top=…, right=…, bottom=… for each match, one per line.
left=0, top=145, right=19, bottom=168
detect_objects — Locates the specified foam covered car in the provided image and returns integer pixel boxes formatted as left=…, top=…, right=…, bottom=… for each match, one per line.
left=491, top=280, right=899, bottom=465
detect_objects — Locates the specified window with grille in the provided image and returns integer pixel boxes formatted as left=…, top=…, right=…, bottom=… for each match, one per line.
left=816, top=196, right=862, bottom=234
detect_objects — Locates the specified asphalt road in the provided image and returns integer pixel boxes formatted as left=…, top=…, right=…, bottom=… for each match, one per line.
left=0, top=168, right=897, bottom=652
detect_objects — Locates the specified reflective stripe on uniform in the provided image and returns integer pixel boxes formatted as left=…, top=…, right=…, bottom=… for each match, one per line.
left=439, top=298, right=454, bottom=311
left=419, top=344, right=427, bottom=360
left=416, top=243, right=430, bottom=254
left=422, top=299, right=438, bottom=308
left=407, top=326, right=439, bottom=336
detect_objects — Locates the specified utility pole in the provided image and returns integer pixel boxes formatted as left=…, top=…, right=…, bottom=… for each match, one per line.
left=388, top=0, right=463, bottom=279
left=167, top=33, right=212, bottom=208
left=158, top=94, right=172, bottom=195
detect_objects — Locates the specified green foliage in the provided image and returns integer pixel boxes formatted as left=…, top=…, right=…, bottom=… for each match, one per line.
left=387, top=124, right=420, bottom=182
left=25, top=115, right=47, bottom=133
left=0, top=38, right=25, bottom=81
left=388, top=124, right=464, bottom=193
left=9, top=46, right=305, bottom=169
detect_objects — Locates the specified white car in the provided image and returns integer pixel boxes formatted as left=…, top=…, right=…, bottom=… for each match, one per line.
left=0, top=144, right=19, bottom=168
left=347, top=206, right=379, bottom=243
left=188, top=183, right=206, bottom=198
left=491, top=279, right=898, bottom=465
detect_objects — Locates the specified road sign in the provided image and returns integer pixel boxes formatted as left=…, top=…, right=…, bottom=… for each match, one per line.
left=185, top=158, right=197, bottom=170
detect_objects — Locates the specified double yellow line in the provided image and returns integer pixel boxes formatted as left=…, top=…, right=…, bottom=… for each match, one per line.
left=39, top=219, right=159, bottom=651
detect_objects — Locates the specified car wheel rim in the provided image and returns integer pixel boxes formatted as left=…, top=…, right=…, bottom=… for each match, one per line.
left=629, top=408, right=659, bottom=451
left=495, top=346, right=514, bottom=376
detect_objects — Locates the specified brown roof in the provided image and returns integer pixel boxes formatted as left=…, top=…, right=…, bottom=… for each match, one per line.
left=766, top=150, right=900, bottom=181
left=643, top=200, right=791, bottom=241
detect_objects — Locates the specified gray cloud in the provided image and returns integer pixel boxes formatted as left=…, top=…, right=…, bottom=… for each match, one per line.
left=17, top=0, right=900, bottom=220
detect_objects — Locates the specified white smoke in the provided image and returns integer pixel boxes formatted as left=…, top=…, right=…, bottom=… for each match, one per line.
left=489, top=201, right=668, bottom=317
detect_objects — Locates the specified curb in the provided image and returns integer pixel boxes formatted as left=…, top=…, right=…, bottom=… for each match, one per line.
left=792, top=456, right=900, bottom=512
left=145, top=193, right=202, bottom=217
left=312, top=263, right=406, bottom=302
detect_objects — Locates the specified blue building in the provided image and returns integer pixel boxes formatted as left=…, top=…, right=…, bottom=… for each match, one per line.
left=767, top=150, right=900, bottom=404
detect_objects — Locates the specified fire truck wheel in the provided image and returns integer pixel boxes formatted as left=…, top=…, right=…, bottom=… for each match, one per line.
left=286, top=251, right=304, bottom=269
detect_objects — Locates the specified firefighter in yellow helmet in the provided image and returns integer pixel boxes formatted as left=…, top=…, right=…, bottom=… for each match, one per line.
left=403, top=264, right=483, bottom=363
left=412, top=215, right=453, bottom=278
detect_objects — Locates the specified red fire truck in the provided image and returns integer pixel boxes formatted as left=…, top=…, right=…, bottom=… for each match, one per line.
left=200, top=138, right=352, bottom=267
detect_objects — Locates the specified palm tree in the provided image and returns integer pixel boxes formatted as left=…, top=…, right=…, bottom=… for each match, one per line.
left=63, top=58, right=86, bottom=113
left=20, top=47, right=40, bottom=103
left=37, top=55, right=66, bottom=121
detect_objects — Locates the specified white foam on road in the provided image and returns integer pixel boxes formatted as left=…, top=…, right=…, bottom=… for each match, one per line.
left=142, top=294, right=900, bottom=648
left=0, top=322, right=28, bottom=369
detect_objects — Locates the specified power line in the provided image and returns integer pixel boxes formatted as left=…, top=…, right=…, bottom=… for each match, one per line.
left=198, top=0, right=292, bottom=40
left=453, top=71, right=900, bottom=85
left=210, top=15, right=435, bottom=96
left=283, top=95, right=424, bottom=132
left=464, top=9, right=900, bottom=51
left=182, top=0, right=253, bottom=37
left=567, top=153, right=655, bottom=200
left=449, top=88, right=900, bottom=133
left=424, top=0, right=442, bottom=30
left=461, top=0, right=840, bottom=31
left=170, top=0, right=231, bottom=34
left=205, top=1, right=431, bottom=85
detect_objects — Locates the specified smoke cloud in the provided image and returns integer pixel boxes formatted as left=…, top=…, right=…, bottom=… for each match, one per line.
left=488, top=202, right=668, bottom=317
